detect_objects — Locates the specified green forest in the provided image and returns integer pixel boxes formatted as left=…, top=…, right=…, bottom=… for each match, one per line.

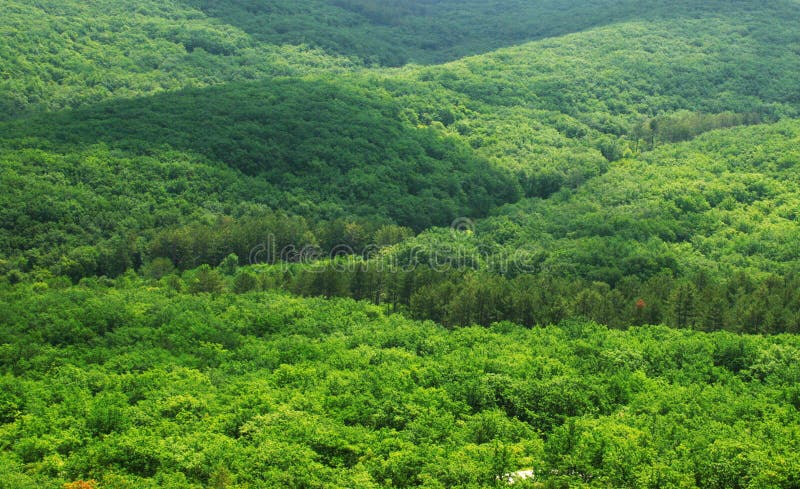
left=1, top=0, right=800, bottom=487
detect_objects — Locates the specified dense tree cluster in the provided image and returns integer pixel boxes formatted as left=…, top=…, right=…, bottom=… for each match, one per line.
left=1, top=279, right=799, bottom=488
left=4, top=11, right=800, bottom=285
left=3, top=0, right=800, bottom=486
left=0, top=0, right=360, bottom=120
left=402, top=120, right=800, bottom=281
left=275, top=262, right=800, bottom=334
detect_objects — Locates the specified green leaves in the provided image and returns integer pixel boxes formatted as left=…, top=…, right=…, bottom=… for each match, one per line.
left=3, top=281, right=800, bottom=487
left=3, top=2, right=800, bottom=486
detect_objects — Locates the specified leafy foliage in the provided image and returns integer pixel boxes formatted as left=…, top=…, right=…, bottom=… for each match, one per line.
left=3, top=1, right=800, bottom=486
left=401, top=120, right=800, bottom=281
left=1, top=280, right=799, bottom=488
left=3, top=0, right=800, bottom=283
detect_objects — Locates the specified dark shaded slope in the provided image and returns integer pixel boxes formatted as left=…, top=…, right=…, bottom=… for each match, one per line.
left=186, top=0, right=800, bottom=66
left=0, top=77, right=520, bottom=230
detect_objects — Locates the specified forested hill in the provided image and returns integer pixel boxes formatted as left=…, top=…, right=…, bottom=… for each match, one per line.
left=4, top=0, right=800, bottom=118
left=3, top=0, right=800, bottom=281
left=184, top=0, right=741, bottom=65
left=4, top=1, right=800, bottom=488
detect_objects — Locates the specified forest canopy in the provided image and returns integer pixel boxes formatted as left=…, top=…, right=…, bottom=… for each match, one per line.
left=1, top=279, right=800, bottom=488
left=2, top=0, right=800, bottom=487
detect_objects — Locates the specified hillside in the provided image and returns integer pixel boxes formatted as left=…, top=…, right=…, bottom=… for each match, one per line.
left=3, top=0, right=800, bottom=280
left=4, top=0, right=800, bottom=118
left=401, top=120, right=800, bottom=277
left=2, top=1, right=800, bottom=487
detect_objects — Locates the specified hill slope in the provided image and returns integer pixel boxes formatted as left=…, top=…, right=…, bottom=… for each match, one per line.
left=3, top=2, right=800, bottom=487
left=482, top=120, right=800, bottom=279
left=3, top=1, right=800, bottom=280
left=4, top=0, right=800, bottom=119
